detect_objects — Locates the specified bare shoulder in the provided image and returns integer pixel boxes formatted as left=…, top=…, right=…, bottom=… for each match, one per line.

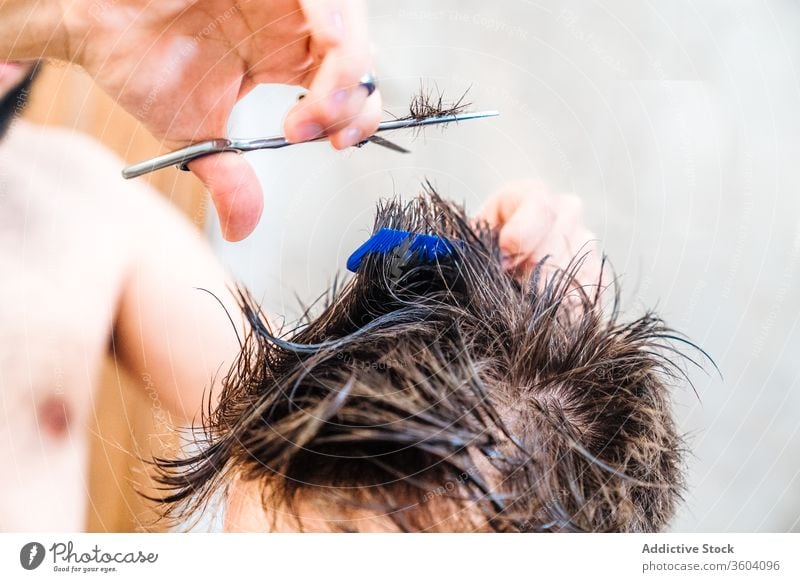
left=6, top=121, right=186, bottom=223
left=5, top=121, right=212, bottom=258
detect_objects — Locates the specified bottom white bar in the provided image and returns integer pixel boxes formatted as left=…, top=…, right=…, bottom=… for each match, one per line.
left=0, top=533, right=796, bottom=581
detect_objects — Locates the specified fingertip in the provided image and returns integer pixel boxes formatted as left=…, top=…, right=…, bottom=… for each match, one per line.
left=328, top=90, right=381, bottom=149
left=329, top=128, right=358, bottom=150
left=286, top=120, right=325, bottom=144
left=497, top=218, right=544, bottom=268
left=477, top=197, right=502, bottom=228
left=284, top=101, right=318, bottom=143
left=223, top=194, right=264, bottom=242
left=361, top=90, right=382, bottom=135
left=188, top=153, right=264, bottom=241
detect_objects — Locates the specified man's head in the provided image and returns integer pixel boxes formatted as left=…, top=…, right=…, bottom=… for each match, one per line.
left=156, top=188, right=696, bottom=532
left=0, top=61, right=37, bottom=139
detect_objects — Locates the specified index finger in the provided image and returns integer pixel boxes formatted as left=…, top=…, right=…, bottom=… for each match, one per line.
left=298, top=0, right=367, bottom=49
left=478, top=180, right=548, bottom=228
left=285, top=0, right=374, bottom=143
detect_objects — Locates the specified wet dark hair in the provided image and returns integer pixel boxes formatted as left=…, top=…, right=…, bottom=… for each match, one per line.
left=403, top=85, right=470, bottom=121
left=0, top=63, right=39, bottom=139
left=154, top=186, right=702, bottom=532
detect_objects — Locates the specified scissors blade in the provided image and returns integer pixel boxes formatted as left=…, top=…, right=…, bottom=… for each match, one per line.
left=241, top=110, right=499, bottom=151
left=374, top=110, right=500, bottom=133
left=366, top=134, right=411, bottom=154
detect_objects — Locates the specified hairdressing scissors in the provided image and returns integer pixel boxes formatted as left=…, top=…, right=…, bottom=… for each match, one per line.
left=121, top=110, right=499, bottom=180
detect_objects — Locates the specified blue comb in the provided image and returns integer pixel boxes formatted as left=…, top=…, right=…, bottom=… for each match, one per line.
left=346, top=228, right=457, bottom=273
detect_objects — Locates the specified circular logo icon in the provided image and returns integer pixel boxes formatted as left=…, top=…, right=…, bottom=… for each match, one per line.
left=19, top=542, right=46, bottom=570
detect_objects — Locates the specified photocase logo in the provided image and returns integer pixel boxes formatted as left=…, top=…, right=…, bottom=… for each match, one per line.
left=19, top=542, right=46, bottom=570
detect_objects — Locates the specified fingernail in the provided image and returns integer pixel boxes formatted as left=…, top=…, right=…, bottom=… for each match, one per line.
left=343, top=127, right=362, bottom=147
left=329, top=89, right=349, bottom=115
left=294, top=122, right=323, bottom=142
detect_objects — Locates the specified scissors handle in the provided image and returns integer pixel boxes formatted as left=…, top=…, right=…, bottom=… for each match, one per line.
left=121, top=140, right=234, bottom=179
left=121, top=136, right=303, bottom=179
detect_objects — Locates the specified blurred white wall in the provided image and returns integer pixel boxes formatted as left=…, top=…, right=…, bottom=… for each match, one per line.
left=208, top=0, right=800, bottom=532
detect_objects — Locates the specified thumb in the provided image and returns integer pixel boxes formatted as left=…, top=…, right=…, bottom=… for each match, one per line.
left=187, top=152, right=264, bottom=242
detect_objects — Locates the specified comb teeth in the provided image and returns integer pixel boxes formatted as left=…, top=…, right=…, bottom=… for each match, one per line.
left=346, top=228, right=456, bottom=273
